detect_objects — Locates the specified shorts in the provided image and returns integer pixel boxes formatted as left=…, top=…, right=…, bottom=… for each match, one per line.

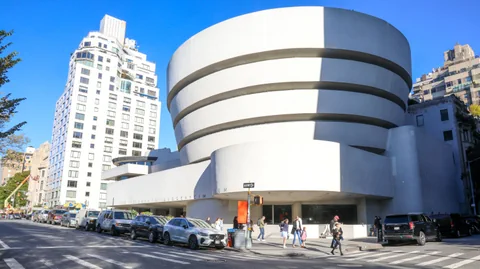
left=281, top=231, right=288, bottom=238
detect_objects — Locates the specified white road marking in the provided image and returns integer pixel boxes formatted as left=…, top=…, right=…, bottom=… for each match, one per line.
left=131, top=252, right=190, bottom=265
left=36, top=245, right=147, bottom=249
left=346, top=251, right=401, bottom=261
left=0, top=240, right=11, bottom=249
left=152, top=251, right=202, bottom=261
left=369, top=251, right=420, bottom=262
left=39, top=259, right=56, bottom=268
left=443, top=254, right=480, bottom=269
left=63, top=255, right=101, bottom=269
left=329, top=251, right=371, bottom=259
left=87, top=254, right=133, bottom=268
left=417, top=253, right=464, bottom=266
left=4, top=258, right=25, bottom=269
left=185, top=251, right=244, bottom=260
left=167, top=251, right=218, bottom=260
left=389, top=251, right=440, bottom=265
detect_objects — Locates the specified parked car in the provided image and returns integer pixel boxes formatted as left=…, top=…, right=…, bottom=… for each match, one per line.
left=60, top=212, right=77, bottom=228
left=96, top=209, right=133, bottom=236
left=163, top=217, right=227, bottom=250
left=429, top=213, right=472, bottom=237
left=37, top=210, right=50, bottom=223
left=31, top=211, right=41, bottom=222
left=130, top=215, right=168, bottom=243
left=47, top=209, right=67, bottom=225
left=383, top=213, right=441, bottom=246
left=13, top=213, right=21, bottom=219
left=76, top=208, right=100, bottom=231
left=461, top=215, right=480, bottom=234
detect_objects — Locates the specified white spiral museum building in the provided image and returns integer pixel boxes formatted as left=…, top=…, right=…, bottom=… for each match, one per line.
left=106, top=7, right=462, bottom=238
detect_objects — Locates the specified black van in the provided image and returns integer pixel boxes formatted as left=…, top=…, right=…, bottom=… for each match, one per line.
left=429, top=213, right=472, bottom=237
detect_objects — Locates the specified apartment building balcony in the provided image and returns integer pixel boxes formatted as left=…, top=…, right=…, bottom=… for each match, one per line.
left=101, top=156, right=157, bottom=181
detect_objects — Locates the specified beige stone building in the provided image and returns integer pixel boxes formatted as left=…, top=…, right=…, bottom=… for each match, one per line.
left=411, top=44, right=480, bottom=106
left=0, top=147, right=34, bottom=186
left=27, top=142, right=50, bottom=208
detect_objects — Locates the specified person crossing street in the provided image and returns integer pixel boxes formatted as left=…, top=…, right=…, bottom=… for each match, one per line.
left=257, top=216, right=266, bottom=241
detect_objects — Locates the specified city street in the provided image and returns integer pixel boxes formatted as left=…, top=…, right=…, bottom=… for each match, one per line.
left=1, top=220, right=480, bottom=269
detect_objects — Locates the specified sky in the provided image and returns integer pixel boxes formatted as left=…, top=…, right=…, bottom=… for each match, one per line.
left=0, top=0, right=479, bottom=151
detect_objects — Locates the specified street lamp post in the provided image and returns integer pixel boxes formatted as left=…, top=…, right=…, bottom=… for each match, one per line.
left=467, top=156, right=480, bottom=215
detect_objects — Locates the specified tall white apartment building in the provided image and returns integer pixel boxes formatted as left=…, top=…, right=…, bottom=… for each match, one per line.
left=46, top=15, right=160, bottom=209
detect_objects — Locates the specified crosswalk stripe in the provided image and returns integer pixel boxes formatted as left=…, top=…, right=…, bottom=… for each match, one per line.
left=152, top=252, right=202, bottom=261
left=389, top=251, right=440, bottom=265
left=0, top=240, right=11, bottom=249
left=184, top=251, right=244, bottom=260
left=229, top=254, right=262, bottom=260
left=168, top=252, right=218, bottom=260
left=87, top=254, right=133, bottom=268
left=417, top=253, right=464, bottom=266
left=63, top=255, right=101, bottom=269
left=131, top=252, right=190, bottom=265
left=369, top=251, right=420, bottom=262
left=443, top=254, right=480, bottom=269
left=346, top=251, right=401, bottom=261
left=4, top=258, right=25, bottom=269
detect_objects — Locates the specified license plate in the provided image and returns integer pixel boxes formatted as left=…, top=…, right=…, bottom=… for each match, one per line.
left=394, top=227, right=400, bottom=230
left=215, top=240, right=220, bottom=244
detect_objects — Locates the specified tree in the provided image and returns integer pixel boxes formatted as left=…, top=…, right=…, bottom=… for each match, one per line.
left=0, top=30, right=29, bottom=163
left=470, top=104, right=480, bottom=119
left=0, top=170, right=30, bottom=208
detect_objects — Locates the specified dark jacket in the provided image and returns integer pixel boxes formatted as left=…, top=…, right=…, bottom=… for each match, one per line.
left=280, top=222, right=289, bottom=232
left=233, top=219, right=239, bottom=229
left=333, top=227, right=343, bottom=239
left=330, top=219, right=336, bottom=232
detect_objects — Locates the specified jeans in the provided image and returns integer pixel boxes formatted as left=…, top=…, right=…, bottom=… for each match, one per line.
left=292, top=230, right=303, bottom=245
left=257, top=227, right=265, bottom=239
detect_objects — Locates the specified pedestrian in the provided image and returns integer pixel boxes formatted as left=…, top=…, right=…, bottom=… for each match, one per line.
left=219, top=218, right=224, bottom=231
left=214, top=218, right=221, bottom=230
left=233, top=216, right=239, bottom=229
left=292, top=216, right=303, bottom=248
left=331, top=222, right=344, bottom=256
left=375, top=216, right=383, bottom=242
left=257, top=216, right=266, bottom=241
left=279, top=219, right=289, bottom=248
left=301, top=226, right=307, bottom=248
left=206, top=217, right=211, bottom=226
left=330, top=215, right=339, bottom=248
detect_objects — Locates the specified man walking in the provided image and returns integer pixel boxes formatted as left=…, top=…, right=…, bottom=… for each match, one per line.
left=330, top=215, right=339, bottom=248
left=292, top=216, right=303, bottom=247
left=257, top=216, right=266, bottom=241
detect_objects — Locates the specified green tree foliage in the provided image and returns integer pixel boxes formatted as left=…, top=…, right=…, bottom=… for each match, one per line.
left=470, top=104, right=480, bottom=119
left=0, top=30, right=29, bottom=163
left=0, top=170, right=30, bottom=208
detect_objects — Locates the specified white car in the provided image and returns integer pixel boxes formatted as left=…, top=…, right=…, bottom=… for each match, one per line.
left=75, top=208, right=100, bottom=231
left=163, top=218, right=226, bottom=250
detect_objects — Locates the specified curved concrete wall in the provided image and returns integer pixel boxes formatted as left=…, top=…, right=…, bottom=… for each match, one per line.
left=167, top=6, right=412, bottom=164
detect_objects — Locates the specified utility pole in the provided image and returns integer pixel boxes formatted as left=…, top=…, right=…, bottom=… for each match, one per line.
left=467, top=156, right=480, bottom=215
left=243, top=182, right=254, bottom=249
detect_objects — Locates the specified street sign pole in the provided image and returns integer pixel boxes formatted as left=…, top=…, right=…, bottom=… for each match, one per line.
left=243, top=182, right=254, bottom=249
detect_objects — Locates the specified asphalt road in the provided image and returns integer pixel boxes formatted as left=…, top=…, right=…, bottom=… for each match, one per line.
left=1, top=219, right=480, bottom=269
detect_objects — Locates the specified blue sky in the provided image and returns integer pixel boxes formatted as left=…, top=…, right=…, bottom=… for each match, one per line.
left=1, top=0, right=478, bottom=150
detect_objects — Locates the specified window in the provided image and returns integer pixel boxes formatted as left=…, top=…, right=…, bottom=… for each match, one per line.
left=69, top=161, right=79, bottom=168
left=110, top=76, right=115, bottom=83
left=148, top=136, right=155, bottom=143
left=440, top=109, right=449, bottom=121
left=104, top=146, right=113, bottom=153
left=70, top=151, right=81, bottom=158
left=98, top=56, right=103, bottom=62
left=72, top=141, right=82, bottom=148
left=91, top=143, right=95, bottom=148
left=124, top=97, right=131, bottom=104
left=137, top=101, right=145, bottom=108
left=106, top=119, right=115, bottom=126
left=84, top=41, right=91, bottom=47
left=105, top=137, right=113, bottom=144
left=67, top=180, right=77, bottom=187
left=97, top=81, right=101, bottom=88
left=109, top=84, right=114, bottom=91
left=79, top=87, right=88, bottom=93
left=88, top=163, right=93, bottom=168
left=132, top=150, right=142, bottom=156
left=261, top=205, right=292, bottom=224
left=302, top=205, right=357, bottom=224
left=121, top=122, right=129, bottom=129
left=120, top=131, right=128, bottom=138
left=133, top=133, right=143, bottom=140
left=416, top=115, right=424, bottom=126
left=149, top=120, right=156, bottom=126
left=151, top=104, right=157, bottom=110
left=108, top=102, right=116, bottom=109
left=77, top=95, right=87, bottom=102
left=88, top=153, right=94, bottom=160
left=136, top=74, right=143, bottom=80
left=120, top=80, right=131, bottom=93
left=150, top=111, right=157, bottom=118
left=147, top=144, right=155, bottom=150
left=120, top=139, right=128, bottom=146
left=443, top=130, right=453, bottom=141
left=92, top=125, right=97, bottom=130
left=85, top=192, right=90, bottom=197
left=106, top=57, right=110, bottom=62
left=81, top=68, right=90, bottom=75
left=93, top=116, right=97, bottom=121
left=119, top=148, right=127, bottom=155
left=136, top=108, right=145, bottom=115
left=134, top=125, right=144, bottom=132
left=133, top=142, right=142, bottom=148
left=147, top=90, right=156, bottom=97
left=122, top=114, right=130, bottom=120
left=74, top=122, right=84, bottom=129
left=96, top=90, right=101, bottom=94
left=101, top=183, right=108, bottom=190
left=91, top=134, right=96, bottom=139
left=123, top=105, right=130, bottom=112
left=105, top=128, right=114, bottom=135
left=94, top=98, right=100, bottom=105
left=87, top=172, right=92, bottom=177
left=75, top=113, right=85, bottom=120
left=80, top=77, right=89, bottom=84
left=102, top=164, right=111, bottom=171
left=109, top=93, right=117, bottom=100
left=68, top=170, right=78, bottom=178
left=135, top=117, right=144, bottom=124
left=94, top=107, right=99, bottom=112
left=86, top=182, right=91, bottom=187
left=98, top=73, right=103, bottom=79
left=149, top=128, right=156, bottom=134
left=73, top=131, right=83, bottom=139
left=77, top=104, right=86, bottom=111
left=107, top=110, right=116, bottom=117
left=99, top=202, right=107, bottom=208
left=106, top=66, right=110, bottom=71
left=103, top=155, right=112, bottom=162
left=66, top=190, right=76, bottom=198
left=146, top=77, right=155, bottom=84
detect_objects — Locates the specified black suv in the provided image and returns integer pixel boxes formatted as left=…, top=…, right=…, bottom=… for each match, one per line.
left=384, top=213, right=441, bottom=245
left=430, top=213, right=472, bottom=237
left=130, top=215, right=168, bottom=243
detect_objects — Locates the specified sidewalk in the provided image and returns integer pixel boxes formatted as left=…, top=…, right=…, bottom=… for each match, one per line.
left=226, top=237, right=383, bottom=258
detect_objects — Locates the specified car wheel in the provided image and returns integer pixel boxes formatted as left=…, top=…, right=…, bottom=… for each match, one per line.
left=111, top=226, right=118, bottom=236
left=148, top=231, right=157, bottom=243
left=131, top=229, right=137, bottom=240
left=96, top=225, right=102, bottom=233
left=417, top=231, right=426, bottom=246
left=164, top=232, right=173, bottom=246
left=189, top=235, right=199, bottom=250
left=215, top=246, right=225, bottom=250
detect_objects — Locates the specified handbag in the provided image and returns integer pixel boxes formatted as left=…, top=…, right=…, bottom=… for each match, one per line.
left=291, top=227, right=295, bottom=235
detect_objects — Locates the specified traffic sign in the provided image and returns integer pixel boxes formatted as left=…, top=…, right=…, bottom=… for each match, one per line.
left=243, top=182, right=255, bottom=188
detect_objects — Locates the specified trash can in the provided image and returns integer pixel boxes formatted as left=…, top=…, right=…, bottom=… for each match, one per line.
left=233, top=229, right=246, bottom=249
left=227, top=228, right=236, bottom=247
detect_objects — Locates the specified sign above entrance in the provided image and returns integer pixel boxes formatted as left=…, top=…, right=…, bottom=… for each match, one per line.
left=243, top=182, right=255, bottom=188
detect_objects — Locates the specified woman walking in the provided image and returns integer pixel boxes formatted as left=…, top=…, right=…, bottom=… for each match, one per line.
left=331, top=222, right=344, bottom=255
left=279, top=219, right=289, bottom=248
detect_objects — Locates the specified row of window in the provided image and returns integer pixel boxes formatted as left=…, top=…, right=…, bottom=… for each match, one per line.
left=71, top=141, right=151, bottom=155
left=66, top=190, right=107, bottom=200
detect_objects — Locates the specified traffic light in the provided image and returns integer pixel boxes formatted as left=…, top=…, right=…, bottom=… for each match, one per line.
left=253, top=195, right=263, bottom=205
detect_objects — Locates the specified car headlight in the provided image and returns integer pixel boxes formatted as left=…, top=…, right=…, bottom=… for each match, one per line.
left=198, top=232, right=209, bottom=237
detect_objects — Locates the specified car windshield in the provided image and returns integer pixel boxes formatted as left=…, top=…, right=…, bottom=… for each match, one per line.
left=114, top=212, right=133, bottom=220
left=55, top=210, right=67, bottom=215
left=385, top=215, right=409, bottom=224
left=153, top=216, right=168, bottom=225
left=188, top=219, right=213, bottom=229
left=88, top=211, right=100, bottom=217
left=69, top=214, right=76, bottom=218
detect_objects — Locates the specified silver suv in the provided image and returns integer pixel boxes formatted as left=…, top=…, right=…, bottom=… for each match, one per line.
left=163, top=218, right=226, bottom=250
left=96, top=210, right=133, bottom=236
